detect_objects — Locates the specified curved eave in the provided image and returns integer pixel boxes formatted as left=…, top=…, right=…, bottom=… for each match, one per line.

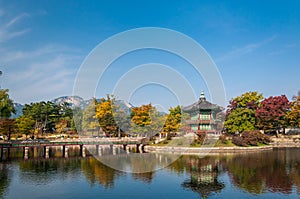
left=183, top=106, right=224, bottom=113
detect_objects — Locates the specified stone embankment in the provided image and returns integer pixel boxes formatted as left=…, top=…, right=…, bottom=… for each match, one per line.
left=144, top=136, right=300, bottom=155
left=271, top=136, right=300, bottom=148
left=144, top=145, right=274, bottom=155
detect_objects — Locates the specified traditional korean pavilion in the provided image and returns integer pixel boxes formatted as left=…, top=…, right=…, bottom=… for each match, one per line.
left=182, top=91, right=224, bottom=134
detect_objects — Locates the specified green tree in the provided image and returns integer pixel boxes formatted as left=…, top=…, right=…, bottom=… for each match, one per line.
left=83, top=98, right=101, bottom=136
left=72, top=106, right=83, bottom=132
left=22, top=101, right=60, bottom=135
left=113, top=103, right=131, bottom=138
left=0, top=89, right=16, bottom=118
left=224, top=108, right=257, bottom=133
left=224, top=91, right=263, bottom=133
left=15, top=116, right=35, bottom=138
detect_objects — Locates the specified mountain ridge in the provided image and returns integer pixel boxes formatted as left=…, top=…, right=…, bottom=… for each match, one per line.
left=12, top=96, right=134, bottom=118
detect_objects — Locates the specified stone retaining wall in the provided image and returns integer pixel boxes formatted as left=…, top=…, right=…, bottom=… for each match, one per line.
left=144, top=145, right=274, bottom=155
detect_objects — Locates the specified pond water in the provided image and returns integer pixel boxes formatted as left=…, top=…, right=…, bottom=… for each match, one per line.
left=0, top=148, right=299, bottom=199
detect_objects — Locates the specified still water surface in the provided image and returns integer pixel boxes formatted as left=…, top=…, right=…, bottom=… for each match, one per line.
left=0, top=148, right=299, bottom=199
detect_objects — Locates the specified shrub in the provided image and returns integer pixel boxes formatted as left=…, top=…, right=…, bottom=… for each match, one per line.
left=232, top=130, right=271, bottom=146
left=232, top=136, right=248, bottom=146
left=219, top=134, right=228, bottom=144
left=190, top=132, right=206, bottom=146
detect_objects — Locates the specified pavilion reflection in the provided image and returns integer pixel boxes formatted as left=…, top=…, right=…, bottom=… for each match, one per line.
left=180, top=156, right=225, bottom=198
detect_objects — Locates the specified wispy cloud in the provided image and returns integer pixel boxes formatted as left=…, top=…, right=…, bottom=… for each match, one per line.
left=216, top=35, right=277, bottom=62
left=0, top=11, right=30, bottom=42
left=1, top=45, right=84, bottom=103
left=0, top=9, right=85, bottom=103
left=5, top=13, right=29, bottom=28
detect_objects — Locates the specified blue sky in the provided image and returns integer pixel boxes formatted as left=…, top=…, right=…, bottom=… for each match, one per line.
left=0, top=0, right=299, bottom=111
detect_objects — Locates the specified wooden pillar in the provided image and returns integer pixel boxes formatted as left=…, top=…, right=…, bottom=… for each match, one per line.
left=138, top=144, right=143, bottom=153
left=33, top=147, right=38, bottom=158
left=125, top=145, right=130, bottom=154
left=98, top=146, right=102, bottom=156
left=112, top=146, right=116, bottom=155
left=61, top=145, right=64, bottom=157
left=24, top=147, right=29, bottom=160
left=95, top=145, right=99, bottom=155
left=44, top=146, right=49, bottom=159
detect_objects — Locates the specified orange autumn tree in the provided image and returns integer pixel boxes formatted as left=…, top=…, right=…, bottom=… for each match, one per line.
left=131, top=104, right=152, bottom=127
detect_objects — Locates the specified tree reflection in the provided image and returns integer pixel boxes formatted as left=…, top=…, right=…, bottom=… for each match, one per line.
left=131, top=172, right=154, bottom=183
left=81, top=157, right=121, bottom=189
left=225, top=149, right=300, bottom=194
left=1, top=147, right=300, bottom=197
left=169, top=149, right=300, bottom=197
left=0, top=164, right=10, bottom=198
left=18, top=158, right=81, bottom=184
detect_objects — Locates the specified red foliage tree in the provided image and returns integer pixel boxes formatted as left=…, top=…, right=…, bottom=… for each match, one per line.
left=255, top=95, right=290, bottom=133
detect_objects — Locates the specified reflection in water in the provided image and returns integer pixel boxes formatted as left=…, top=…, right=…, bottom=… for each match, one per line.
left=81, top=158, right=121, bottom=189
left=180, top=157, right=224, bottom=198
left=224, top=149, right=300, bottom=195
left=98, top=153, right=179, bottom=173
left=0, top=148, right=299, bottom=198
left=168, top=149, right=300, bottom=197
left=18, top=158, right=82, bottom=185
left=0, top=164, right=10, bottom=199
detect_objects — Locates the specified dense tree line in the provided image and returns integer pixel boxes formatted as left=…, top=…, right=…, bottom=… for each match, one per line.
left=224, top=91, right=300, bottom=135
left=0, top=90, right=183, bottom=140
left=2, top=87, right=300, bottom=140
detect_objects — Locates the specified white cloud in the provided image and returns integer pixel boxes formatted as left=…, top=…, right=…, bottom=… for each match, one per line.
left=0, top=10, right=30, bottom=43
left=216, top=35, right=277, bottom=62
left=1, top=45, right=84, bottom=103
left=0, top=10, right=85, bottom=103
left=5, top=13, right=29, bottom=28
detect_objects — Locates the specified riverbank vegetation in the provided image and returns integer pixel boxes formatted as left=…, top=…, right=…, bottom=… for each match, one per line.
left=224, top=91, right=300, bottom=135
left=1, top=88, right=300, bottom=146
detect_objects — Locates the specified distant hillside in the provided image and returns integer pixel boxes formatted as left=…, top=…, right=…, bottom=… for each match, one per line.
left=51, top=96, right=86, bottom=107
left=11, top=96, right=166, bottom=118
left=11, top=96, right=134, bottom=118
left=11, top=103, right=24, bottom=118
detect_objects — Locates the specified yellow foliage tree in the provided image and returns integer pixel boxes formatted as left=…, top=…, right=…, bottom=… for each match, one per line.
left=95, top=95, right=118, bottom=136
left=287, top=92, right=300, bottom=127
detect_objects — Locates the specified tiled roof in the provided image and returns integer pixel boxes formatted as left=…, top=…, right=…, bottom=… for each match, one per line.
left=182, top=99, right=224, bottom=112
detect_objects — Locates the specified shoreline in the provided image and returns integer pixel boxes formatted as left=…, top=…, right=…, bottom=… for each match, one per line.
left=144, top=144, right=300, bottom=155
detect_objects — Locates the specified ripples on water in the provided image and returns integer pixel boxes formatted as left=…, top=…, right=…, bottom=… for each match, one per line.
left=0, top=148, right=299, bottom=199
